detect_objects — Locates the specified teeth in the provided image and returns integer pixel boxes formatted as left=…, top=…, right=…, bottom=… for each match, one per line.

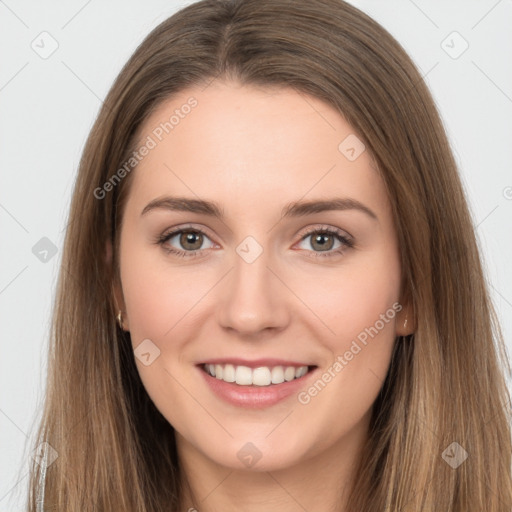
left=252, top=367, right=271, bottom=386
left=271, top=366, right=284, bottom=384
left=284, top=366, right=296, bottom=381
left=222, top=364, right=235, bottom=382
left=235, top=365, right=253, bottom=385
left=204, top=363, right=310, bottom=386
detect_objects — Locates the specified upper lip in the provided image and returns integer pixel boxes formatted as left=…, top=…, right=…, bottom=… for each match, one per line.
left=197, top=358, right=316, bottom=369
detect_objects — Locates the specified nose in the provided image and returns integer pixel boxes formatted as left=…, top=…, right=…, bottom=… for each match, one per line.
left=216, top=246, right=291, bottom=336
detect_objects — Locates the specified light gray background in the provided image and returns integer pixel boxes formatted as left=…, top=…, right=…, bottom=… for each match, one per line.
left=1, top=1, right=511, bottom=510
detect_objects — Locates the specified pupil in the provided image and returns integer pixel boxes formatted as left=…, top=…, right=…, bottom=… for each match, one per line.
left=181, top=231, right=202, bottom=250
left=313, top=233, right=333, bottom=251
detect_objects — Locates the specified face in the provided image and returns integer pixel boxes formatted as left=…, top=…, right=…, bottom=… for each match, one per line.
left=115, top=80, right=410, bottom=472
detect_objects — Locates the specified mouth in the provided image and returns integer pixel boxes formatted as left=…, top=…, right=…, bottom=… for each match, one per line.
left=198, top=362, right=318, bottom=387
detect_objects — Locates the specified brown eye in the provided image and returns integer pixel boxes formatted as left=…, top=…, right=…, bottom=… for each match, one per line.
left=157, top=226, right=216, bottom=258
left=179, top=230, right=204, bottom=250
left=295, top=227, right=354, bottom=259
left=309, top=232, right=335, bottom=252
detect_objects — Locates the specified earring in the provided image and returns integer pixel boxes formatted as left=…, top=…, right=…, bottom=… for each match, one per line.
left=404, top=315, right=408, bottom=330
left=116, top=310, right=124, bottom=330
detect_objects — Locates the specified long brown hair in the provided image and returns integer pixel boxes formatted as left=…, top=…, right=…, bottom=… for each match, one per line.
left=26, top=0, right=512, bottom=510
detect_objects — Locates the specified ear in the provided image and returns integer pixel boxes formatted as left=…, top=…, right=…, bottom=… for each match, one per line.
left=106, top=239, right=130, bottom=331
left=394, top=299, right=415, bottom=337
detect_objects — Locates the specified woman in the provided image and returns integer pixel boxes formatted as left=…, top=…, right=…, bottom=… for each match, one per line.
left=27, top=0, right=512, bottom=510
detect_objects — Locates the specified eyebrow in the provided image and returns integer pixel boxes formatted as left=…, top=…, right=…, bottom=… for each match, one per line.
left=140, top=196, right=378, bottom=221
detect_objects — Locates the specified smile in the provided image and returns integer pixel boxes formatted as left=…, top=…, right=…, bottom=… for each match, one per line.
left=197, top=362, right=319, bottom=408
left=202, top=363, right=314, bottom=386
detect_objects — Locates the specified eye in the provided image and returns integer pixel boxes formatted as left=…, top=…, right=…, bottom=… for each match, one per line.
left=155, top=224, right=354, bottom=259
left=156, top=226, right=216, bottom=257
left=295, top=226, right=354, bottom=258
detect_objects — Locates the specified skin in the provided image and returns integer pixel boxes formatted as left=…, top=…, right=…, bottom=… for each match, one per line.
left=113, top=79, right=414, bottom=512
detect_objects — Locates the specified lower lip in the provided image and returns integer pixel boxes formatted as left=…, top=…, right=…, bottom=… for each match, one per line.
left=197, top=365, right=318, bottom=409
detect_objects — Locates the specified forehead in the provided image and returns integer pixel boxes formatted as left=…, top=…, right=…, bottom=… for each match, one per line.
left=126, top=80, right=387, bottom=217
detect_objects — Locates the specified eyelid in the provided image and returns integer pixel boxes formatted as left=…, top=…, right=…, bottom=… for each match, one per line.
left=159, top=223, right=218, bottom=242
left=157, top=223, right=218, bottom=254
left=159, top=223, right=353, bottom=242
left=294, top=224, right=354, bottom=243
left=156, top=222, right=354, bottom=258
left=292, top=225, right=354, bottom=259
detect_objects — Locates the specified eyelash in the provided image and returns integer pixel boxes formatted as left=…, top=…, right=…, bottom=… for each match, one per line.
left=155, top=224, right=354, bottom=259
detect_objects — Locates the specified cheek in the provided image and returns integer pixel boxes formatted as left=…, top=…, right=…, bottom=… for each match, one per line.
left=121, top=255, right=207, bottom=343
left=122, top=232, right=401, bottom=349
left=292, top=254, right=401, bottom=346
left=291, top=250, right=401, bottom=409
left=119, top=247, right=208, bottom=420
left=295, top=256, right=401, bottom=419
